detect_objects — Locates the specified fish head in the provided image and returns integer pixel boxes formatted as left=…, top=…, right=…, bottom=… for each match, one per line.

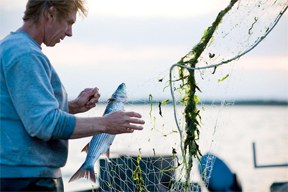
left=110, top=83, right=127, bottom=103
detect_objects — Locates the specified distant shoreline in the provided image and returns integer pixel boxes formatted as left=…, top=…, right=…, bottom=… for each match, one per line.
left=97, top=100, right=288, bottom=106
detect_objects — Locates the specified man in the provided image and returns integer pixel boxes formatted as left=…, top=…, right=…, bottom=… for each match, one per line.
left=0, top=0, right=145, bottom=191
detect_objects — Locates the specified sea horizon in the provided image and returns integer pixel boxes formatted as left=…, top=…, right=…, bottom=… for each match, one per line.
left=94, top=99, right=288, bottom=106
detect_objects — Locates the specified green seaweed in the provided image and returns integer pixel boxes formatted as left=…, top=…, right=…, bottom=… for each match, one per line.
left=173, top=0, right=239, bottom=185
left=248, top=17, right=258, bottom=35
left=132, top=149, right=147, bottom=192
left=158, top=99, right=169, bottom=117
left=217, top=74, right=230, bottom=82
left=148, top=94, right=153, bottom=118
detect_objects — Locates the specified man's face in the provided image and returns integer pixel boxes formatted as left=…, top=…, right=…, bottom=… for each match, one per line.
left=44, top=9, right=77, bottom=47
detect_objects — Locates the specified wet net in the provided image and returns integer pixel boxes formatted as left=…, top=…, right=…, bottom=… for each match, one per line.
left=69, top=0, right=288, bottom=191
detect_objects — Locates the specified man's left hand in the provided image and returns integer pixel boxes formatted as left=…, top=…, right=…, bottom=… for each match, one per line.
left=69, top=87, right=100, bottom=114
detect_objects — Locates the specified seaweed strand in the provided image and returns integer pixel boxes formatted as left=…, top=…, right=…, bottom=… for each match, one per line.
left=170, top=0, right=239, bottom=186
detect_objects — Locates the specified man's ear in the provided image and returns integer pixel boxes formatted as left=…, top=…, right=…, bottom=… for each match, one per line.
left=45, top=6, right=56, bottom=21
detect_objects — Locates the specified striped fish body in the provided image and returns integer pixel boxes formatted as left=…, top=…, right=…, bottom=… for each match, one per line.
left=69, top=83, right=127, bottom=183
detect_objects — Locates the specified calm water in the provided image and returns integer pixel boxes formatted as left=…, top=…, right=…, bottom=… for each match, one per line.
left=62, top=104, right=288, bottom=192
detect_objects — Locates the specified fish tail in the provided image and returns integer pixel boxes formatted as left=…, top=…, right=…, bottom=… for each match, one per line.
left=68, top=163, right=96, bottom=183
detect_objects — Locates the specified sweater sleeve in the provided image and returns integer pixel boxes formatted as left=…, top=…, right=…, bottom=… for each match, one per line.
left=3, top=52, right=75, bottom=141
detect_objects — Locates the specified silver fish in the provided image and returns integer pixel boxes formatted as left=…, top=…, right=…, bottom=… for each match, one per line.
left=69, top=83, right=127, bottom=183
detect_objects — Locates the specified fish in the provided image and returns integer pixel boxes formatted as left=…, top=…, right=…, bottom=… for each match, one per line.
left=69, top=83, right=127, bottom=183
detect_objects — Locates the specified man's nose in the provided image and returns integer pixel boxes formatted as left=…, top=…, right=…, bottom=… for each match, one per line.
left=66, top=26, right=72, bottom=37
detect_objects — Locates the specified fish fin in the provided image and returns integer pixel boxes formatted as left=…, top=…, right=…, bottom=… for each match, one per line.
left=69, top=163, right=96, bottom=183
left=81, top=143, right=90, bottom=153
left=106, top=148, right=110, bottom=158
left=103, top=148, right=111, bottom=162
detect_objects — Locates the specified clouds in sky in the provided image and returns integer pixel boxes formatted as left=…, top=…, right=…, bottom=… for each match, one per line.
left=1, top=0, right=287, bottom=100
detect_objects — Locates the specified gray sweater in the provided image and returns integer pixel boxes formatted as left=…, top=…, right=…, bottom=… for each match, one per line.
left=0, top=32, right=76, bottom=178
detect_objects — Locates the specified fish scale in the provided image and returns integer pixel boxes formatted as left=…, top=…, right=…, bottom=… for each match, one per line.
left=69, top=83, right=127, bottom=183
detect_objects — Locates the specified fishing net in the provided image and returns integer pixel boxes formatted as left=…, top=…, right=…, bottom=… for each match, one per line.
left=68, top=0, right=287, bottom=191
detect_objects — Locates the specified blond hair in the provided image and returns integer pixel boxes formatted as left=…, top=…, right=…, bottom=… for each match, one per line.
left=23, top=0, right=87, bottom=23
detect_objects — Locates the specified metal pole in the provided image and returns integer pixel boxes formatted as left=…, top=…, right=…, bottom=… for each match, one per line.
left=252, top=142, right=288, bottom=168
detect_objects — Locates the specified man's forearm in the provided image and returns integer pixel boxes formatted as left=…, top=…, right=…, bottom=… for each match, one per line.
left=69, top=111, right=145, bottom=139
left=69, top=117, right=104, bottom=139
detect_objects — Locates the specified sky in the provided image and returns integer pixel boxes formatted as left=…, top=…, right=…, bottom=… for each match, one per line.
left=1, top=0, right=287, bottom=101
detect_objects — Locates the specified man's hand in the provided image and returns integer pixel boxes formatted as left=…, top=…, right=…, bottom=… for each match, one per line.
left=69, top=87, right=100, bottom=114
left=102, top=111, right=145, bottom=134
